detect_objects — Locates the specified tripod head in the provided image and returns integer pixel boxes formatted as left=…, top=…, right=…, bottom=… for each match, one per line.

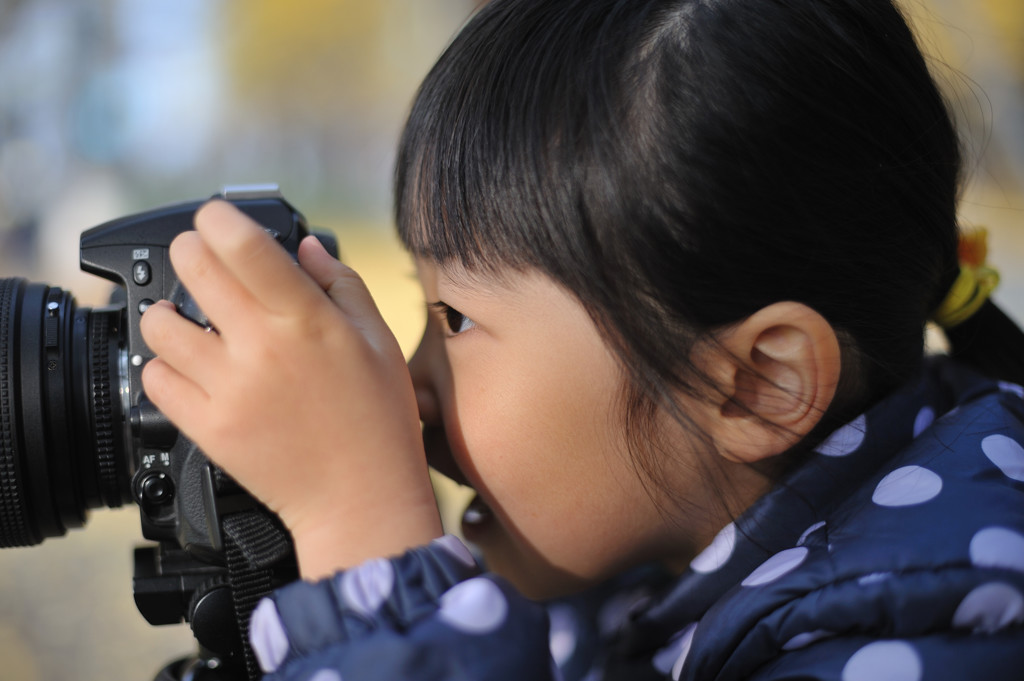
left=134, top=503, right=298, bottom=681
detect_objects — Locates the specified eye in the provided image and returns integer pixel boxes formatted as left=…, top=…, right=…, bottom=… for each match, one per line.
left=429, top=302, right=476, bottom=336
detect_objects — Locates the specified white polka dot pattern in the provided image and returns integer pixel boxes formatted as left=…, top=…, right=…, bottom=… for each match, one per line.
left=339, top=558, right=395, bottom=616
left=841, top=640, right=922, bottom=681
left=857, top=572, right=893, bottom=586
left=670, top=623, right=697, bottom=681
left=871, top=466, right=943, bottom=507
left=981, top=434, right=1024, bottom=482
left=548, top=604, right=577, bottom=666
left=690, top=523, right=736, bottom=573
left=815, top=414, right=867, bottom=457
left=913, top=406, right=935, bottom=437
left=307, top=670, right=343, bottom=681
left=437, top=577, right=508, bottom=635
left=249, top=598, right=290, bottom=674
left=796, top=521, right=826, bottom=547
left=952, top=582, right=1024, bottom=633
left=969, top=526, right=1024, bottom=573
left=999, top=381, right=1024, bottom=399
left=741, top=547, right=809, bottom=587
left=782, top=629, right=834, bottom=651
left=432, top=535, right=478, bottom=568
left=550, top=657, right=566, bottom=681
left=652, top=623, right=697, bottom=679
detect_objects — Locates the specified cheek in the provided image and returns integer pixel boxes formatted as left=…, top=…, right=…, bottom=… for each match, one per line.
left=450, top=336, right=657, bottom=577
left=454, top=339, right=618, bottom=485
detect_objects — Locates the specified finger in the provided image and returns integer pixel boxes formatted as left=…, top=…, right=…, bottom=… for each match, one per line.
left=297, top=236, right=387, bottom=329
left=168, top=229, right=261, bottom=332
left=140, top=300, right=225, bottom=384
left=141, top=357, right=211, bottom=434
left=193, top=200, right=326, bottom=315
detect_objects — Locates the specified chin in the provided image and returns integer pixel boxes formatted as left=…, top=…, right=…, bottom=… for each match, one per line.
left=474, top=539, right=600, bottom=602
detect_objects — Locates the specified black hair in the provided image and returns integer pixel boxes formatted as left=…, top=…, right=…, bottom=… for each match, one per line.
left=395, top=0, right=1024, bottom=493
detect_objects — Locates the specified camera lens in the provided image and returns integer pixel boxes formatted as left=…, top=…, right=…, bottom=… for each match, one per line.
left=0, top=277, right=132, bottom=546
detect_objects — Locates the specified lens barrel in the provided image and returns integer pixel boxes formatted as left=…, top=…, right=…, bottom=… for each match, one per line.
left=0, top=277, right=131, bottom=546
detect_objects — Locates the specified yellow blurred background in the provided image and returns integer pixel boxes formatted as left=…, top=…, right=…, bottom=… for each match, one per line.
left=0, top=0, right=1020, bottom=679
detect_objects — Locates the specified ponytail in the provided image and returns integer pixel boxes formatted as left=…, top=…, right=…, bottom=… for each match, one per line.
left=944, top=300, right=1024, bottom=386
left=933, top=228, right=1024, bottom=386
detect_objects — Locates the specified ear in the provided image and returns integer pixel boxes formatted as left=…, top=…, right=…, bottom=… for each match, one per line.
left=699, top=302, right=841, bottom=464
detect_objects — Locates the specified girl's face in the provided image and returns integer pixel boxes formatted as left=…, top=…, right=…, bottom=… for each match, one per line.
left=409, top=260, right=702, bottom=599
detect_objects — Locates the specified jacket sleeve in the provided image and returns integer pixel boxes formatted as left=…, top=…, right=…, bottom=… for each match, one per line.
left=248, top=535, right=559, bottom=681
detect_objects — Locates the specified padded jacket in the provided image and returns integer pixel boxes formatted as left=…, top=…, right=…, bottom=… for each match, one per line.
left=248, top=357, right=1024, bottom=680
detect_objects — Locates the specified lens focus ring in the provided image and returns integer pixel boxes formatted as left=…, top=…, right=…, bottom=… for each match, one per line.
left=0, top=279, right=35, bottom=546
left=90, top=312, right=121, bottom=508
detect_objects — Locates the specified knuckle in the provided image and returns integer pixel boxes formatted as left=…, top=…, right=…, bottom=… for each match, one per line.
left=139, top=309, right=169, bottom=348
left=196, top=199, right=273, bottom=264
left=140, top=359, right=170, bottom=401
left=170, top=233, right=215, bottom=284
left=331, top=266, right=368, bottom=294
left=169, top=230, right=200, bottom=264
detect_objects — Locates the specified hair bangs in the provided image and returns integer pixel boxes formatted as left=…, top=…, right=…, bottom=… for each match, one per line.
left=395, top=0, right=657, bottom=280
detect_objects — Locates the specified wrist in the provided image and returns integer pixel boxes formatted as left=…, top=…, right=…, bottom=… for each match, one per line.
left=286, top=484, right=443, bottom=580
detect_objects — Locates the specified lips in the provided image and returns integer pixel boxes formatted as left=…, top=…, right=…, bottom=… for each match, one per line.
left=461, top=493, right=495, bottom=539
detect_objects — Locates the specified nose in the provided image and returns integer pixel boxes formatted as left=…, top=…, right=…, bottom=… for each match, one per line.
left=408, top=322, right=464, bottom=484
left=408, top=324, right=442, bottom=426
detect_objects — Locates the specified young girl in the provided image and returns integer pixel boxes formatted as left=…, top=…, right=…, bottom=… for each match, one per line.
left=139, top=0, right=1024, bottom=679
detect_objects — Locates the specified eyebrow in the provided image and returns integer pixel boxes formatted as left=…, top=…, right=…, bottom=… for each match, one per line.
left=438, top=274, right=506, bottom=303
left=435, top=261, right=521, bottom=299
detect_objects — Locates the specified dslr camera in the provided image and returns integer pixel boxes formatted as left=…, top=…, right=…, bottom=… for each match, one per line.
left=0, top=186, right=333, bottom=680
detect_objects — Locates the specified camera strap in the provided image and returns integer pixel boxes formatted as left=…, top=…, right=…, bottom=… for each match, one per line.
left=222, top=507, right=297, bottom=681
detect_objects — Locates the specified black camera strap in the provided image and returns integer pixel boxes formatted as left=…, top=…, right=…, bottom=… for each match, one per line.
left=221, top=507, right=296, bottom=681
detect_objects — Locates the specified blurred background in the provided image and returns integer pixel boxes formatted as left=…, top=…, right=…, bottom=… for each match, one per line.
left=0, top=0, right=1020, bottom=679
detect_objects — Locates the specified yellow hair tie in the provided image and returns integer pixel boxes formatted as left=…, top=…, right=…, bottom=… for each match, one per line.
left=932, top=227, right=1000, bottom=329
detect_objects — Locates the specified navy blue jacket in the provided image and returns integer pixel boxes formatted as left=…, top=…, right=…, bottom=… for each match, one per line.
left=248, top=358, right=1024, bottom=680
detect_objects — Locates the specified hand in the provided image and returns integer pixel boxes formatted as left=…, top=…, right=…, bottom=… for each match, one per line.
left=140, top=200, right=441, bottom=578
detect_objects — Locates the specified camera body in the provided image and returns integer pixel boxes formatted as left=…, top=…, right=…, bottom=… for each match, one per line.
left=80, top=185, right=317, bottom=558
left=0, top=185, right=325, bottom=677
